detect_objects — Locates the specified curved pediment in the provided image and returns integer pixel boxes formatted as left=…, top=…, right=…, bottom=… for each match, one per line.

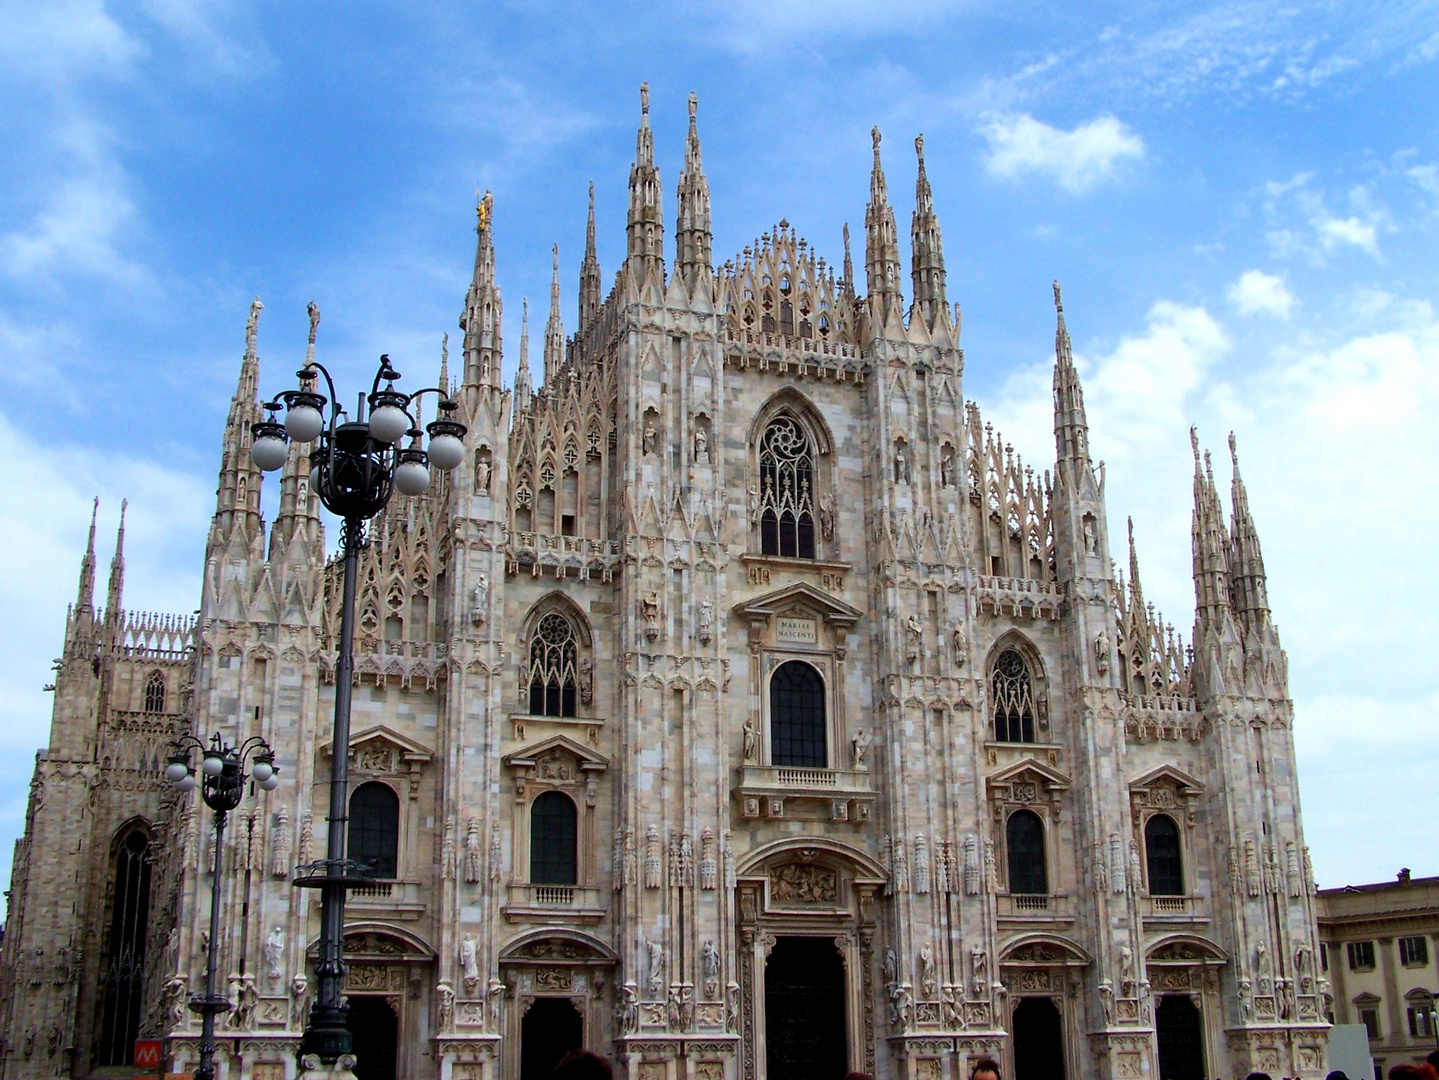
left=736, top=836, right=887, bottom=883
left=999, top=934, right=1091, bottom=966
left=499, top=928, right=618, bottom=964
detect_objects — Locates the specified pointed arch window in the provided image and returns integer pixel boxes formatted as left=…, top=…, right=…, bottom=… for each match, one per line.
left=1006, top=809, right=1047, bottom=895
left=991, top=649, right=1036, bottom=743
left=770, top=660, right=826, bottom=768
left=143, top=671, right=165, bottom=713
left=349, top=782, right=399, bottom=879
left=97, top=825, right=153, bottom=1066
left=1144, top=813, right=1184, bottom=896
left=528, top=611, right=578, bottom=717
left=758, top=415, right=816, bottom=559
left=530, top=791, right=578, bottom=885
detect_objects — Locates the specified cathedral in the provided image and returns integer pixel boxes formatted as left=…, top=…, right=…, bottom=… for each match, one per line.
left=0, top=87, right=1331, bottom=1080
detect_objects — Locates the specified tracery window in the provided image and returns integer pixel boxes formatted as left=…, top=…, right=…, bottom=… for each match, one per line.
left=1144, top=814, right=1184, bottom=896
left=527, top=612, right=578, bottom=718
left=349, top=782, right=399, bottom=879
left=770, top=660, right=826, bottom=768
left=97, top=826, right=153, bottom=1067
left=143, top=671, right=165, bottom=713
left=1006, top=809, right=1047, bottom=895
left=991, top=649, right=1036, bottom=743
left=758, top=415, right=816, bottom=559
left=529, top=791, right=578, bottom=885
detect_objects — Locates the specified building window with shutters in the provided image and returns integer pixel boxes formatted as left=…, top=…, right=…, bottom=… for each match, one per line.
left=1348, top=940, right=1376, bottom=972
left=1399, top=935, right=1429, bottom=967
left=349, top=781, right=399, bottom=879
left=769, top=660, right=827, bottom=768
left=1006, top=809, right=1048, bottom=895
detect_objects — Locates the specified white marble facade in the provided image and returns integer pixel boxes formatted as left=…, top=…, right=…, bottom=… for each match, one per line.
left=0, top=88, right=1329, bottom=1080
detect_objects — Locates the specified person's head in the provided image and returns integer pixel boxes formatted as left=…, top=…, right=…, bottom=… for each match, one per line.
left=1326, top=1071, right=1351, bottom=1080
left=552, top=1050, right=613, bottom=1080
left=1245, top=1073, right=1274, bottom=1080
left=841, top=1074, right=873, bottom=1080
left=1415, top=1064, right=1439, bottom=1080
left=970, top=1058, right=1001, bottom=1080
left=1429, top=1052, right=1439, bottom=1070
left=1388, top=1066, right=1423, bottom=1080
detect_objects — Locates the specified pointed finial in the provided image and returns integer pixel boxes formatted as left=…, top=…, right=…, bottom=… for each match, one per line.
left=1203, top=449, right=1213, bottom=483
left=843, top=222, right=851, bottom=256
left=306, top=300, right=321, bottom=345
left=439, top=331, right=449, bottom=391
left=553, top=244, right=560, bottom=275
left=477, top=190, right=492, bottom=232
left=640, top=81, right=650, bottom=118
left=245, top=297, right=263, bottom=353
left=1053, top=280, right=1063, bottom=313
left=688, top=90, right=697, bottom=122
left=1228, top=430, right=1239, bottom=469
left=1190, top=425, right=1200, bottom=462
left=89, top=497, right=99, bottom=535
left=1128, top=516, right=1134, bottom=546
left=915, top=133, right=925, bottom=165
left=872, top=126, right=882, bottom=154
left=523, top=296, right=529, bottom=325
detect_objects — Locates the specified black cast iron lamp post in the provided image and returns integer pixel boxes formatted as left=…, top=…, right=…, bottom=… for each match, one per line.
left=165, top=733, right=279, bottom=1080
left=251, top=350, right=465, bottom=1069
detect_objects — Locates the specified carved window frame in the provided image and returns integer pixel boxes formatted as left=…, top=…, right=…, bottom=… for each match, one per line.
left=517, top=596, right=594, bottom=719
left=746, top=392, right=837, bottom=562
left=985, top=763, right=1069, bottom=899
left=512, top=746, right=602, bottom=889
left=1127, top=768, right=1203, bottom=899
left=985, top=634, right=1051, bottom=744
left=349, top=780, right=402, bottom=880
left=762, top=655, right=838, bottom=771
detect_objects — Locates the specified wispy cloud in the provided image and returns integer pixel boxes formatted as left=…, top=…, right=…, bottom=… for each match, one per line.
left=979, top=112, right=1144, bottom=193
left=1264, top=173, right=1391, bottom=262
left=1228, top=269, right=1295, bottom=318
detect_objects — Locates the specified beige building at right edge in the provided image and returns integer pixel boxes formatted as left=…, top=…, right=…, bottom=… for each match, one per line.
left=1317, top=871, right=1439, bottom=1074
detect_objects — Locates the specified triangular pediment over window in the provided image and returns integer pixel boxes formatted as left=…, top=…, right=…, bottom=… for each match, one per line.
left=731, top=582, right=863, bottom=628
left=318, top=724, right=433, bottom=764
left=503, top=733, right=609, bottom=773
left=1129, top=764, right=1204, bottom=796
left=986, top=758, right=1071, bottom=795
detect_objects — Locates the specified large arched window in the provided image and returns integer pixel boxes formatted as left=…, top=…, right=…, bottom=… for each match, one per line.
left=770, top=660, right=826, bottom=768
left=530, top=791, right=578, bottom=885
left=349, top=782, right=399, bottom=879
left=1006, top=809, right=1047, bottom=895
left=991, top=649, right=1036, bottom=743
left=1145, top=814, right=1184, bottom=896
left=528, top=611, right=578, bottom=717
left=143, top=670, right=165, bottom=713
left=97, top=825, right=153, bottom=1067
left=758, top=415, right=816, bottom=559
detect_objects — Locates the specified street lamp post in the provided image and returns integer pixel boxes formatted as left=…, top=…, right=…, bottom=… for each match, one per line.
left=251, top=349, right=466, bottom=1068
left=165, top=733, right=280, bottom=1080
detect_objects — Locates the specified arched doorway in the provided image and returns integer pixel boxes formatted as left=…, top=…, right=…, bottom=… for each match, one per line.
left=765, top=937, right=847, bottom=1080
left=1155, top=994, right=1205, bottom=1080
left=347, top=996, right=398, bottom=1080
left=521, top=997, right=582, bottom=1080
left=1012, top=997, right=1065, bottom=1080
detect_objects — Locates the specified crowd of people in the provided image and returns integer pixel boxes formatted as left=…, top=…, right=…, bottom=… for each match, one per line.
left=545, top=1048, right=1439, bottom=1080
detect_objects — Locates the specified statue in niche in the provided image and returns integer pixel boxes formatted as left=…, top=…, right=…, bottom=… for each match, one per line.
left=1083, top=515, right=1098, bottom=555
left=918, top=944, right=936, bottom=999
left=905, top=614, right=923, bottom=661
left=819, top=492, right=836, bottom=541
left=617, top=983, right=638, bottom=1034
left=951, top=624, right=968, bottom=667
left=579, top=655, right=593, bottom=704
left=469, top=574, right=488, bottom=627
left=894, top=443, right=910, bottom=484
left=1094, top=628, right=1110, bottom=675
left=460, top=936, right=480, bottom=992
left=474, top=453, right=491, bottom=495
left=263, top=926, right=285, bottom=987
left=702, top=939, right=720, bottom=998
left=697, top=598, right=714, bottom=644
left=290, top=974, right=309, bottom=1030
left=642, top=592, right=661, bottom=639
left=642, top=419, right=659, bottom=456
left=851, top=727, right=871, bottom=768
left=646, top=939, right=665, bottom=998
left=463, top=819, right=482, bottom=883
left=694, top=424, right=710, bottom=464
left=940, top=445, right=956, bottom=487
left=742, top=717, right=760, bottom=763
left=436, top=982, right=454, bottom=1029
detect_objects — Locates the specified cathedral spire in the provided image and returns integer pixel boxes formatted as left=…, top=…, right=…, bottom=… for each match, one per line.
left=543, top=245, right=564, bottom=388
left=460, top=190, right=504, bottom=396
left=1052, top=282, right=1091, bottom=468
left=626, top=82, right=664, bottom=272
left=105, top=499, right=126, bottom=625
left=842, top=222, right=854, bottom=301
left=208, top=299, right=266, bottom=559
left=1227, top=432, right=1271, bottom=631
left=270, top=304, right=323, bottom=562
left=1190, top=428, right=1232, bottom=632
left=909, top=134, right=949, bottom=331
left=674, top=91, right=712, bottom=288
left=439, top=331, right=450, bottom=397
left=579, top=181, right=602, bottom=334
left=514, top=298, right=532, bottom=412
left=76, top=498, right=98, bottom=615
left=864, top=128, right=903, bottom=331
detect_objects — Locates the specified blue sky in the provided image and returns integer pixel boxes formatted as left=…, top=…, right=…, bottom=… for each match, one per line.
left=1, top=0, right=1436, bottom=900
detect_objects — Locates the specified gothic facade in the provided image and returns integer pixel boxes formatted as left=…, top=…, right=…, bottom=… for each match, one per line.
left=0, top=88, right=1330, bottom=1079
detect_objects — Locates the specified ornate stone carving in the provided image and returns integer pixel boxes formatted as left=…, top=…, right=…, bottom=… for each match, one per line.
left=769, top=863, right=838, bottom=904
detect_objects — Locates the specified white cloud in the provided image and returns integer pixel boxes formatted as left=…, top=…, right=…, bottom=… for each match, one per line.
left=1228, top=269, right=1295, bottom=318
left=0, top=0, right=141, bottom=84
left=1314, top=213, right=1378, bottom=255
left=980, top=112, right=1144, bottom=193
left=1409, top=163, right=1439, bottom=196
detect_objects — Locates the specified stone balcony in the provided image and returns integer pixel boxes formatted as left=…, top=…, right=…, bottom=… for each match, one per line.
left=995, top=892, right=1076, bottom=926
left=1141, top=894, right=1210, bottom=926
left=507, top=532, right=623, bottom=582
left=337, top=879, right=427, bottom=921
left=503, top=883, right=607, bottom=924
left=734, top=764, right=875, bottom=823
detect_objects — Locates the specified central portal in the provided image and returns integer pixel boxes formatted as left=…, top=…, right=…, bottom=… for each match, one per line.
left=765, top=936, right=847, bottom=1080
left=521, top=997, right=582, bottom=1080
left=346, top=996, right=398, bottom=1080
left=1012, top=997, right=1065, bottom=1080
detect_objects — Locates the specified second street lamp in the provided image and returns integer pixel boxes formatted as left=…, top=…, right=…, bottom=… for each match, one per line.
left=165, top=733, right=279, bottom=1080
left=251, top=335, right=466, bottom=1069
